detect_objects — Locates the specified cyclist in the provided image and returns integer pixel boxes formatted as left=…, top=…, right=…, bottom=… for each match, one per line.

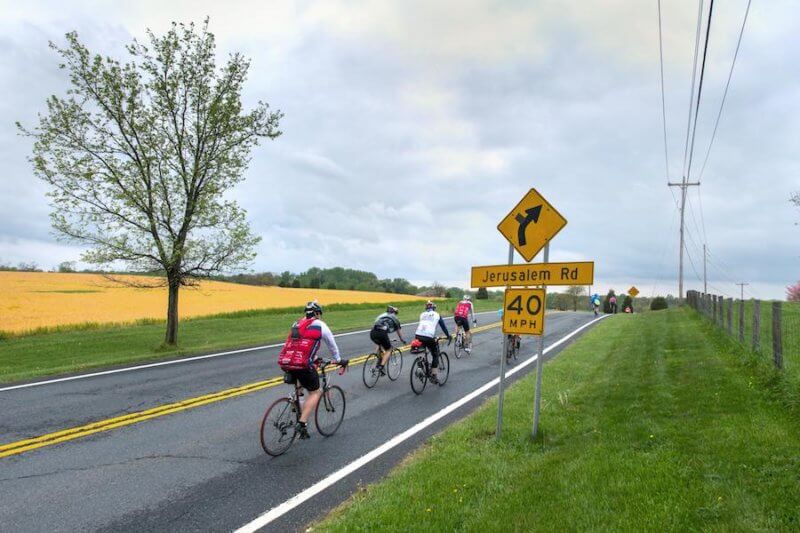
left=277, top=301, right=348, bottom=440
left=454, top=295, right=477, bottom=353
left=370, top=305, right=407, bottom=375
left=414, top=300, right=452, bottom=384
left=497, top=307, right=520, bottom=356
left=591, top=294, right=601, bottom=316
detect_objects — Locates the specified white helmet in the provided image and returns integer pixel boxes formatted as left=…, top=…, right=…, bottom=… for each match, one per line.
left=463, top=295, right=471, bottom=301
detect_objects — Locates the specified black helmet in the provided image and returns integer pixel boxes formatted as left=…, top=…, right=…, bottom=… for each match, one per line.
left=387, top=305, right=399, bottom=314
left=305, top=300, right=323, bottom=318
left=425, top=300, right=436, bottom=311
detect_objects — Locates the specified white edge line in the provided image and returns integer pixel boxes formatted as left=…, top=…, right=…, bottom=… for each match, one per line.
left=0, top=311, right=500, bottom=392
left=235, top=313, right=610, bottom=533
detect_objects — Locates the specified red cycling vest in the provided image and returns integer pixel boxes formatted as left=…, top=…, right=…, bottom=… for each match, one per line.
left=277, top=317, right=322, bottom=371
left=455, top=301, right=471, bottom=318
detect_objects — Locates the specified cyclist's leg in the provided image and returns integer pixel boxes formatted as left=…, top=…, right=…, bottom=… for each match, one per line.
left=377, top=345, right=389, bottom=366
left=371, top=328, right=392, bottom=368
left=428, top=338, right=440, bottom=374
left=463, top=318, right=473, bottom=348
left=294, top=369, right=321, bottom=433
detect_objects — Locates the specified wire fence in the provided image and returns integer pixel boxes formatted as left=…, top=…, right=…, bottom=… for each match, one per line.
left=687, top=291, right=800, bottom=382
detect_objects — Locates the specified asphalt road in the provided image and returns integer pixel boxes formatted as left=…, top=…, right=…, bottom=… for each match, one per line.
left=0, top=311, right=600, bottom=532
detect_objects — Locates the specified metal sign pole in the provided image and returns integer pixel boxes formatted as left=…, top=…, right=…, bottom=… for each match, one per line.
left=496, top=243, right=514, bottom=439
left=532, top=243, right=549, bottom=438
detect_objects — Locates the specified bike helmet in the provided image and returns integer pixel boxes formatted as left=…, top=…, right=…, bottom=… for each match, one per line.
left=463, top=295, right=471, bottom=301
left=425, top=300, right=437, bottom=311
left=304, top=300, right=323, bottom=318
left=387, top=305, right=399, bottom=314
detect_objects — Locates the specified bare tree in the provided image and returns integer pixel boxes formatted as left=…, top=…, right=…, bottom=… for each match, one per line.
left=565, top=285, right=586, bottom=312
left=19, top=21, right=282, bottom=345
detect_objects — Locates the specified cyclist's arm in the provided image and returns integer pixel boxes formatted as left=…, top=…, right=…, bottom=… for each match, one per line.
left=394, top=318, right=406, bottom=342
left=438, top=316, right=451, bottom=338
left=318, top=321, right=341, bottom=362
left=469, top=303, right=475, bottom=322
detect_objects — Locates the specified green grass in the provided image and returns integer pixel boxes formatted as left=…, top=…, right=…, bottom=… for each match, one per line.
left=700, top=299, right=800, bottom=409
left=0, top=298, right=499, bottom=384
left=316, top=309, right=800, bottom=531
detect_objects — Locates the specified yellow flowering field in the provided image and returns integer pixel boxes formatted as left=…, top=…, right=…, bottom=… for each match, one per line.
left=0, top=272, right=423, bottom=334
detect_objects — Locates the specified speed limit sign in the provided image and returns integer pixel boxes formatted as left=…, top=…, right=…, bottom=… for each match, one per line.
left=502, top=287, right=545, bottom=335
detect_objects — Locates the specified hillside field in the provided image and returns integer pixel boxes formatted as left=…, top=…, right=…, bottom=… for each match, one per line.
left=0, top=271, right=425, bottom=334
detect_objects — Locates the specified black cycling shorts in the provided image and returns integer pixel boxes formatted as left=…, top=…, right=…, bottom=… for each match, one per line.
left=454, top=316, right=470, bottom=332
left=370, top=327, right=392, bottom=350
left=415, top=334, right=441, bottom=368
left=289, top=367, right=320, bottom=392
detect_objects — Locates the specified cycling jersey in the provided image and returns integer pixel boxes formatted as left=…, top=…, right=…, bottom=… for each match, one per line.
left=373, top=312, right=401, bottom=333
left=455, top=300, right=474, bottom=321
left=415, top=310, right=450, bottom=339
left=315, top=319, right=341, bottom=362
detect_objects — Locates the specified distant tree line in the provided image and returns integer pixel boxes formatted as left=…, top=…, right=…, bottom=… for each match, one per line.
left=214, top=266, right=485, bottom=298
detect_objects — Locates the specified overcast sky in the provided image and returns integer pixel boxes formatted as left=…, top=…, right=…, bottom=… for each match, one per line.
left=0, top=0, right=797, bottom=299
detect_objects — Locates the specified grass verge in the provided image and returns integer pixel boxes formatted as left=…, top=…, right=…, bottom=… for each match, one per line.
left=316, top=308, right=800, bottom=531
left=0, top=298, right=500, bottom=384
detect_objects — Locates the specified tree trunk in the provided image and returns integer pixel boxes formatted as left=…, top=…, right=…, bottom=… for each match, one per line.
left=165, top=279, right=180, bottom=345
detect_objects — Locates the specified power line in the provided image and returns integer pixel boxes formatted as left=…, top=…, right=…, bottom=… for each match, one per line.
left=657, top=0, right=670, bottom=181
left=681, top=0, right=705, bottom=177
left=686, top=192, right=705, bottom=248
left=698, top=0, right=754, bottom=182
left=686, top=0, right=716, bottom=181
left=697, top=186, right=708, bottom=245
left=649, top=197, right=680, bottom=298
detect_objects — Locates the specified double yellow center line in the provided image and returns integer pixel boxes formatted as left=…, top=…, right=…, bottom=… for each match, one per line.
left=0, top=322, right=500, bottom=459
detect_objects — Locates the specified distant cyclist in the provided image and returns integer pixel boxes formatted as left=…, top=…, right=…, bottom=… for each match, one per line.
left=454, top=295, right=477, bottom=353
left=591, top=294, right=601, bottom=316
left=414, top=301, right=452, bottom=384
left=370, top=305, right=407, bottom=375
left=277, top=301, right=348, bottom=440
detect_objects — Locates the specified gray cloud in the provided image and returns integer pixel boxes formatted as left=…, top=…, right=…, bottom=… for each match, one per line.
left=0, top=0, right=797, bottom=299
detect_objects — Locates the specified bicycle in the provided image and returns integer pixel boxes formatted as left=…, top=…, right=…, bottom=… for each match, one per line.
left=363, top=339, right=404, bottom=388
left=260, top=359, right=346, bottom=457
left=409, top=336, right=450, bottom=395
left=452, top=324, right=473, bottom=359
left=505, top=334, right=521, bottom=363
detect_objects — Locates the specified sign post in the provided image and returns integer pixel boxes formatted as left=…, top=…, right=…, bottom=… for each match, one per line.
left=532, top=243, right=549, bottom=438
left=478, top=187, right=591, bottom=440
left=496, top=244, right=513, bottom=439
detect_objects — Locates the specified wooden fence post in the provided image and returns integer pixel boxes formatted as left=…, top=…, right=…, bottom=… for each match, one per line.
left=727, top=298, right=733, bottom=335
left=772, top=301, right=783, bottom=370
left=738, top=299, right=745, bottom=343
left=752, top=300, right=761, bottom=352
left=713, top=295, right=717, bottom=323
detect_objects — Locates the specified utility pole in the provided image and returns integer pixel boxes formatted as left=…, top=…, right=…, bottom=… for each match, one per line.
left=668, top=179, right=700, bottom=299
left=736, top=282, right=749, bottom=300
left=703, top=244, right=707, bottom=294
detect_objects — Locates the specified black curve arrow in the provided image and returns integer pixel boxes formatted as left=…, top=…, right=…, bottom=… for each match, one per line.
left=514, top=205, right=542, bottom=246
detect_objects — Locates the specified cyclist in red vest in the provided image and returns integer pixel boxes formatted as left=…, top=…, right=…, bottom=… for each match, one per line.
left=454, top=295, right=477, bottom=353
left=278, top=301, right=348, bottom=439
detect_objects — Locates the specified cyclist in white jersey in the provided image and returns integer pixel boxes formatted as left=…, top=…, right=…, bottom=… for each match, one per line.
left=414, top=301, right=452, bottom=384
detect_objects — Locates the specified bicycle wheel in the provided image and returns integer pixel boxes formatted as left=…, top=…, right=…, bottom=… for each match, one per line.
left=436, top=353, right=450, bottom=385
left=386, top=348, right=403, bottom=381
left=453, top=332, right=463, bottom=359
left=362, top=353, right=381, bottom=388
left=316, top=385, right=346, bottom=436
left=260, top=397, right=297, bottom=456
left=410, top=356, right=427, bottom=395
